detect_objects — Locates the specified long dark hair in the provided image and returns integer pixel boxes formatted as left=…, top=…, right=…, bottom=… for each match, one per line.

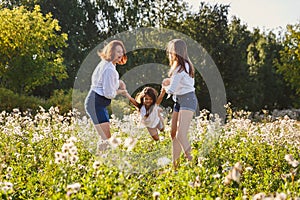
left=166, top=39, right=194, bottom=77
left=135, top=87, right=158, bottom=117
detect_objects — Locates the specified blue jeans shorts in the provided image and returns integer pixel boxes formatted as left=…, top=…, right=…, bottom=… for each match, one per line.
left=85, top=90, right=111, bottom=124
left=173, top=91, right=198, bottom=112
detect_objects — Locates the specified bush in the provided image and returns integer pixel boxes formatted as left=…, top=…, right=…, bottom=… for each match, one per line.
left=0, top=87, right=43, bottom=112
left=45, top=89, right=72, bottom=114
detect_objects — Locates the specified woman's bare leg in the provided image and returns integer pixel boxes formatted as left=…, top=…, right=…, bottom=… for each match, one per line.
left=171, top=111, right=181, bottom=168
left=94, top=122, right=111, bottom=151
left=176, top=110, right=193, bottom=161
left=170, top=111, right=178, bottom=139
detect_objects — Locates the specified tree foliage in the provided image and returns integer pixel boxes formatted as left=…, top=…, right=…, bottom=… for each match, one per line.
left=276, top=24, right=300, bottom=95
left=0, top=0, right=300, bottom=111
left=0, top=5, right=68, bottom=94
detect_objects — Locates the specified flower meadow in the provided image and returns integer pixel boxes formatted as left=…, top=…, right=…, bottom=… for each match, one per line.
left=0, top=106, right=300, bottom=200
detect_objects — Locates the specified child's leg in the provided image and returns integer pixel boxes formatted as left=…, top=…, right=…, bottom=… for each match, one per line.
left=157, top=108, right=165, bottom=131
left=147, top=127, right=159, bottom=141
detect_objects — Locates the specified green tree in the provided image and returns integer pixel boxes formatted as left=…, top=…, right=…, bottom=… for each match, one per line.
left=182, top=3, right=230, bottom=110
left=1, top=0, right=116, bottom=95
left=227, top=17, right=253, bottom=109
left=0, top=5, right=68, bottom=94
left=247, top=29, right=290, bottom=110
left=276, top=24, right=300, bottom=99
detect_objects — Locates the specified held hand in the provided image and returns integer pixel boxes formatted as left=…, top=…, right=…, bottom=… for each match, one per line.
left=162, top=78, right=170, bottom=86
left=160, top=87, right=166, bottom=93
left=117, top=89, right=128, bottom=96
left=119, top=80, right=126, bottom=90
left=124, top=91, right=131, bottom=99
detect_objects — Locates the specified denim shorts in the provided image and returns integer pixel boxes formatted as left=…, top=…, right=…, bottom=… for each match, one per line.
left=173, top=91, right=198, bottom=112
left=84, top=90, right=111, bottom=124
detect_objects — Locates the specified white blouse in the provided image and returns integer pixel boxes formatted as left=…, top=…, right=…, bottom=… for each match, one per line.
left=90, top=60, right=119, bottom=99
left=166, top=62, right=195, bottom=96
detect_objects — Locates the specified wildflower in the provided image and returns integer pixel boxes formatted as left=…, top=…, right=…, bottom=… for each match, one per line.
left=284, top=154, right=294, bottom=162
left=157, top=157, right=171, bottom=167
left=212, top=173, right=221, bottom=179
left=275, top=192, right=287, bottom=200
left=69, top=146, right=78, bottom=156
left=6, top=167, right=13, bottom=173
left=0, top=182, right=13, bottom=192
left=188, top=181, right=194, bottom=187
left=153, top=191, right=160, bottom=200
left=193, top=176, right=201, bottom=187
left=245, top=166, right=253, bottom=171
left=67, top=136, right=78, bottom=143
left=108, top=136, right=121, bottom=149
left=252, top=192, right=266, bottom=200
left=62, top=143, right=71, bottom=153
left=69, top=155, right=79, bottom=164
left=93, top=161, right=101, bottom=170
left=66, top=183, right=81, bottom=197
left=5, top=174, right=12, bottom=179
left=290, top=160, right=299, bottom=168
left=124, top=137, right=137, bottom=151
left=78, top=164, right=86, bottom=170
left=55, top=152, right=64, bottom=164
left=284, top=154, right=299, bottom=167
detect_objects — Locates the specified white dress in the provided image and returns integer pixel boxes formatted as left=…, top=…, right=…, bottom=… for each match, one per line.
left=140, top=104, right=160, bottom=129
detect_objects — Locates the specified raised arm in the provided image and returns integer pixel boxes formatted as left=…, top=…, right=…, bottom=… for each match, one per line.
left=125, top=92, right=139, bottom=108
left=156, top=87, right=166, bottom=105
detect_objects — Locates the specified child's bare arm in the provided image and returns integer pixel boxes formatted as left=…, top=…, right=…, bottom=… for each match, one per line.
left=156, top=87, right=166, bottom=105
left=125, top=92, right=139, bottom=107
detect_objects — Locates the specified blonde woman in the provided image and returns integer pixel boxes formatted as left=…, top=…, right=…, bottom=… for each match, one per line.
left=85, top=40, right=128, bottom=150
left=162, top=39, right=198, bottom=168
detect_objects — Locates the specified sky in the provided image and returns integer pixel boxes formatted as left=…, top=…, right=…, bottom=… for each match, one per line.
left=185, top=0, right=300, bottom=32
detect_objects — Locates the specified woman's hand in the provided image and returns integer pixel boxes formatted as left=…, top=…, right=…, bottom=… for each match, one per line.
left=117, top=89, right=128, bottom=96
left=162, top=78, right=170, bottom=88
left=119, top=80, right=126, bottom=90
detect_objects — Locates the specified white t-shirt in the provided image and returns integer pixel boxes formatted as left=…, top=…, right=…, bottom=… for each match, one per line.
left=140, top=104, right=160, bottom=128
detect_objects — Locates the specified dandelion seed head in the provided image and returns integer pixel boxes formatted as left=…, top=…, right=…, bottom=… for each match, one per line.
left=252, top=192, right=266, bottom=200
left=6, top=167, right=13, bottom=173
left=93, top=161, right=101, bottom=169
left=290, top=160, right=299, bottom=168
left=284, top=154, right=294, bottom=162
left=245, top=166, right=253, bottom=171
left=153, top=191, right=160, bottom=199
left=213, top=174, right=221, bottom=179
left=157, top=157, right=171, bottom=166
